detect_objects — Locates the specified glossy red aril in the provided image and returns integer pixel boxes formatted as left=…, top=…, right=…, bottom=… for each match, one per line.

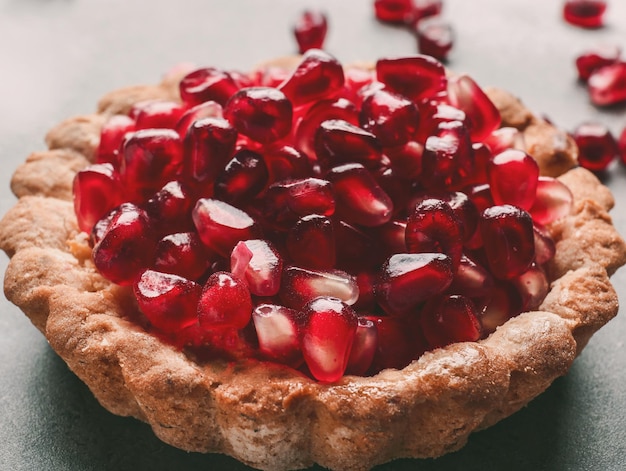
left=376, top=165, right=415, bottom=216
left=197, top=271, right=252, bottom=331
left=134, top=269, right=201, bottom=332
left=512, top=264, right=549, bottom=311
left=327, top=163, right=394, bottom=227
left=224, top=87, right=293, bottom=144
left=374, top=0, right=413, bottom=23
left=145, top=180, right=196, bottom=235
left=153, top=232, right=214, bottom=281
left=588, top=63, right=626, bottom=106
left=479, top=281, right=522, bottom=334
left=488, top=149, right=539, bottom=211
left=421, top=120, right=473, bottom=189
left=192, top=198, right=260, bottom=257
left=414, top=16, right=454, bottom=62
left=298, top=296, right=358, bottom=383
left=345, top=317, right=378, bottom=376
left=252, top=304, right=301, bottom=365
left=280, top=266, right=358, bottom=310
left=572, top=121, right=619, bottom=171
left=279, top=49, right=344, bottom=108
left=375, top=253, right=453, bottom=315
left=483, top=127, right=525, bottom=156
left=263, top=178, right=335, bottom=227
left=287, top=215, right=336, bottom=269
left=263, top=145, right=312, bottom=182
left=214, top=149, right=269, bottom=204
left=360, top=88, right=420, bottom=147
left=576, top=44, right=621, bottom=81
left=363, top=315, right=425, bottom=371
left=563, top=0, right=607, bottom=29
left=175, top=101, right=223, bottom=138
left=293, top=10, right=328, bottom=54
left=314, top=119, right=382, bottom=170
left=333, top=220, right=378, bottom=272
left=353, top=271, right=377, bottom=311
left=533, top=224, right=557, bottom=265
left=96, top=115, right=136, bottom=166
left=448, top=255, right=494, bottom=298
left=73, top=163, right=123, bottom=233
left=179, top=67, right=240, bottom=106
left=376, top=55, right=447, bottom=103
left=416, top=101, right=467, bottom=143
left=384, top=141, right=424, bottom=180
left=480, top=205, right=535, bottom=280
left=530, top=176, right=573, bottom=225
left=230, top=239, right=282, bottom=296
left=374, top=220, right=407, bottom=255
left=420, top=294, right=482, bottom=349
left=131, top=100, right=187, bottom=130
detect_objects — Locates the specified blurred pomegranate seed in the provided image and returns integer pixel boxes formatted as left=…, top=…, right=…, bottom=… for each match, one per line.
left=420, top=294, right=482, bottom=349
left=96, top=115, right=136, bottom=166
left=73, top=163, right=124, bottom=233
left=230, top=239, right=283, bottom=296
left=345, top=317, right=378, bottom=376
left=576, top=44, right=621, bottom=81
left=360, top=88, right=421, bottom=147
left=153, top=232, right=214, bottom=281
left=293, top=10, right=328, bottom=54
left=374, top=0, right=413, bottom=23
left=588, top=63, right=626, bottom=106
left=421, top=120, right=473, bottom=188
left=533, top=223, right=557, bottom=265
left=263, top=145, right=312, bottom=183
left=414, top=16, right=454, bottom=62
left=298, top=296, right=358, bottom=383
left=619, top=127, right=626, bottom=164
left=572, top=121, right=619, bottom=171
left=483, top=127, right=525, bottom=156
left=134, top=269, right=201, bottom=332
left=145, top=180, right=196, bottom=236
left=563, top=0, right=607, bottom=29
left=263, top=178, right=335, bottom=227
left=179, top=67, right=240, bottom=106
left=529, top=176, right=573, bottom=226
left=131, top=100, right=187, bottom=130
left=448, top=255, right=494, bottom=298
left=175, top=101, right=223, bottom=138
left=287, top=215, right=336, bottom=269
left=280, top=266, right=358, bottom=310
left=252, top=304, right=302, bottom=366
left=410, top=0, right=443, bottom=23
left=214, top=149, right=269, bottom=204
left=376, top=55, right=447, bottom=103
left=197, top=271, right=253, bottom=331
left=314, top=119, right=382, bottom=170
left=488, top=149, right=539, bottom=211
left=511, top=263, right=549, bottom=311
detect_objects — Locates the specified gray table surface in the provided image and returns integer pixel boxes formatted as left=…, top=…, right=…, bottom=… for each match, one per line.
left=1, top=1, right=625, bottom=470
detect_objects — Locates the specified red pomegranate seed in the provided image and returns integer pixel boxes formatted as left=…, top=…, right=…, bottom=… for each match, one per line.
left=131, top=100, right=187, bottom=130
left=488, top=149, right=539, bottom=211
left=588, top=62, right=626, bottom=106
left=376, top=55, right=447, bottom=103
left=529, top=176, right=573, bottom=225
left=230, top=239, right=282, bottom=296
left=619, top=127, right=626, bottom=164
left=278, top=49, right=344, bottom=108
left=406, top=198, right=463, bottom=268
left=421, top=120, right=473, bottom=189
left=287, top=215, right=336, bottom=270
left=478, top=281, right=522, bottom=335
left=293, top=10, right=328, bottom=54
left=345, top=317, right=378, bottom=376
left=353, top=271, right=377, bottom=311
left=448, top=255, right=494, bottom=298
left=384, top=141, right=424, bottom=180
left=298, top=296, right=358, bottom=383
left=92, top=203, right=157, bottom=285
left=373, top=0, right=413, bottom=23
left=326, top=163, right=394, bottom=227
left=533, top=223, right=557, bottom=265
left=480, top=205, right=535, bottom=280
left=314, top=119, right=382, bottom=170
left=414, top=17, right=454, bottom=62
left=576, top=44, right=621, bottom=81
left=252, top=304, right=302, bottom=366
left=375, top=166, right=414, bottom=215
left=96, top=115, right=136, bottom=167
left=421, top=294, right=482, bottom=349
left=447, top=74, right=501, bottom=142
left=224, top=87, right=293, bottom=144
left=511, top=263, right=549, bottom=311
left=73, top=163, right=123, bottom=233
left=563, top=0, right=607, bottom=29
left=572, top=121, right=619, bottom=171
left=374, top=219, right=407, bottom=255
left=197, top=271, right=253, bottom=331
left=416, top=101, right=467, bottom=144
left=280, top=266, right=358, bottom=310
left=360, top=88, right=421, bottom=147
left=263, top=145, right=312, bottom=183
left=363, top=315, right=425, bottom=371
left=179, top=67, right=240, bottom=106
left=145, top=180, right=196, bottom=235
left=134, top=269, right=201, bottom=333
left=483, top=127, right=525, bottom=156
left=343, top=67, right=376, bottom=103
left=375, top=252, right=453, bottom=315
left=466, top=142, right=493, bottom=186
left=214, top=149, right=269, bottom=204
left=121, top=129, right=184, bottom=203
left=334, top=219, right=379, bottom=272
left=192, top=198, right=261, bottom=257
left=153, top=232, right=214, bottom=281
left=90, top=211, right=116, bottom=247
left=175, top=101, right=223, bottom=138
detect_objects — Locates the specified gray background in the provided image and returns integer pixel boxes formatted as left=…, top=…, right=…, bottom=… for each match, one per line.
left=1, top=1, right=625, bottom=470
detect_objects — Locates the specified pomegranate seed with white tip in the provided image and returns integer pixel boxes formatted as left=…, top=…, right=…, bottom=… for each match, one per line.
left=230, top=239, right=283, bottom=296
left=252, top=304, right=302, bottom=366
left=588, top=63, right=626, bottom=106
left=576, top=44, right=621, bottom=81
left=280, top=266, right=359, bottom=310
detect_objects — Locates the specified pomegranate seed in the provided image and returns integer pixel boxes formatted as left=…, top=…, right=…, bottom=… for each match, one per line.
left=293, top=10, right=328, bottom=54
left=145, top=180, right=196, bottom=235
left=511, top=263, right=549, bottom=311
left=466, top=142, right=493, bottom=186
left=563, top=0, right=607, bottom=29
left=197, top=271, right=252, bottom=331
left=384, top=141, right=424, bottom=180
left=214, top=149, right=269, bottom=204
left=230, top=239, right=282, bottom=296
left=448, top=255, right=494, bottom=298
left=478, top=281, right=522, bottom=335
left=360, top=88, right=420, bottom=147
left=374, top=219, right=407, bottom=255
left=326, top=163, right=394, bottom=227
left=572, top=121, right=619, bottom=171
left=73, top=163, right=123, bottom=233
left=134, top=269, right=201, bottom=333
left=363, top=315, right=425, bottom=371
left=280, top=266, right=358, bottom=310
left=252, top=304, right=302, bottom=366
left=619, top=127, right=626, bottom=164
left=345, top=317, right=378, bottom=376
left=334, top=219, right=379, bottom=272
left=406, top=198, right=463, bottom=268
left=414, top=17, right=454, bottom=62
left=153, top=232, right=214, bottom=281
left=373, top=0, right=413, bottom=23
left=447, top=74, right=501, bottom=142
left=287, top=215, right=336, bottom=269
left=298, top=296, right=358, bottom=383
left=416, top=101, right=468, bottom=144
left=376, top=252, right=453, bottom=315
left=314, top=119, right=382, bottom=170
left=533, top=223, right=557, bottom=265
left=131, top=100, right=187, bottom=130
left=175, top=101, right=223, bottom=138
left=353, top=271, right=377, bottom=311
left=421, top=120, right=473, bottom=188
left=588, top=62, right=626, bottom=106
left=96, top=115, right=136, bottom=166
left=179, top=67, right=240, bottom=106
left=376, top=55, right=447, bottom=103
left=488, top=149, right=539, bottom=211
left=90, top=211, right=116, bottom=247
left=343, top=68, right=376, bottom=103
left=375, top=166, right=413, bottom=214
left=121, top=129, right=183, bottom=203
left=263, top=145, right=312, bottom=183
left=410, top=0, right=443, bottom=24
left=92, top=203, right=157, bottom=285
left=480, top=205, right=535, bottom=280
left=192, top=198, right=261, bottom=257
left=420, top=294, right=482, bottom=349
left=576, top=44, right=621, bottom=81
left=483, top=127, right=525, bottom=156
left=530, top=177, right=573, bottom=225
left=224, top=87, right=293, bottom=144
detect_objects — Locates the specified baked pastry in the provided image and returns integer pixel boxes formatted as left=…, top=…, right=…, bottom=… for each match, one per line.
left=1, top=51, right=625, bottom=471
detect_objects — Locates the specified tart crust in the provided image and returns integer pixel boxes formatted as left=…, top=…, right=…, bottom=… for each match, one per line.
left=1, top=71, right=625, bottom=471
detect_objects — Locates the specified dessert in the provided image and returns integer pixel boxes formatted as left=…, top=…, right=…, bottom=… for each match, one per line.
left=1, top=51, right=625, bottom=471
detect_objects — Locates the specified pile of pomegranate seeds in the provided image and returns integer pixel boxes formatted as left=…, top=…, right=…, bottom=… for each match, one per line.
left=563, top=0, right=608, bottom=29
left=74, top=50, right=573, bottom=383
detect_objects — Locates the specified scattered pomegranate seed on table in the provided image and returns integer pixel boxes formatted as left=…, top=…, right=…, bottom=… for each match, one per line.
left=563, top=0, right=608, bottom=29
left=413, top=16, right=454, bottom=62
left=293, top=10, right=328, bottom=53
left=575, top=44, right=621, bottom=81
left=587, top=62, right=626, bottom=106
left=572, top=121, right=619, bottom=171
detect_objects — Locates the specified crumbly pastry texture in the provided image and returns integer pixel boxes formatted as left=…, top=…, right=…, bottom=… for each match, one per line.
left=1, top=67, right=626, bottom=471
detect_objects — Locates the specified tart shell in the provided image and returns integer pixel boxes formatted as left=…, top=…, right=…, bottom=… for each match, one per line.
left=1, top=70, right=625, bottom=471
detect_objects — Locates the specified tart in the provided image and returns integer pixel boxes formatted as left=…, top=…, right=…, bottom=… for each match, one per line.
left=1, top=52, right=625, bottom=471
